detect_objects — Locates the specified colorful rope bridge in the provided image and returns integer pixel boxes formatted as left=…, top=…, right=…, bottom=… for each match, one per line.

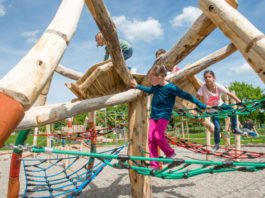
left=31, top=147, right=265, bottom=180
left=21, top=146, right=125, bottom=198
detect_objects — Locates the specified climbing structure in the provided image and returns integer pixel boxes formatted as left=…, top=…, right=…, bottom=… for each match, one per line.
left=0, top=0, right=265, bottom=198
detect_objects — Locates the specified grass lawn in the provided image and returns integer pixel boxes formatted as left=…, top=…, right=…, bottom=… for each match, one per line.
left=1, top=130, right=265, bottom=151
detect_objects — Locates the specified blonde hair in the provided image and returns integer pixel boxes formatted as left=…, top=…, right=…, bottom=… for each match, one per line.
left=152, top=64, right=167, bottom=77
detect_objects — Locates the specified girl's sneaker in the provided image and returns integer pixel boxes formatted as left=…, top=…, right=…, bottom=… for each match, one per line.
left=168, top=152, right=176, bottom=159
left=212, top=144, right=220, bottom=153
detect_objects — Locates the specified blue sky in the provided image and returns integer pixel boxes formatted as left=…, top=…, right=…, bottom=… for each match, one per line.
left=0, top=0, right=264, bottom=104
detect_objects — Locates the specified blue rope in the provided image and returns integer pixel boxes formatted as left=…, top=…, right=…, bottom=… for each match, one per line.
left=22, top=145, right=125, bottom=197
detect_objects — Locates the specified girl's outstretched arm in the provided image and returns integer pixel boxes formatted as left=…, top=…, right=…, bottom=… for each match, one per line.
left=227, top=91, right=241, bottom=103
left=130, top=78, right=153, bottom=94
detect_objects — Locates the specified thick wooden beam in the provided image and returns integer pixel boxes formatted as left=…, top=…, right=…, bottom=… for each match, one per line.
left=128, top=96, right=151, bottom=198
left=33, top=75, right=53, bottom=106
left=200, top=0, right=265, bottom=83
left=56, top=64, right=83, bottom=80
left=143, top=0, right=237, bottom=85
left=17, top=89, right=142, bottom=129
left=85, top=0, right=133, bottom=85
left=166, top=43, right=237, bottom=83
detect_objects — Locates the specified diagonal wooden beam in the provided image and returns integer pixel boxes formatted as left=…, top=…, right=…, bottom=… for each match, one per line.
left=85, top=0, right=133, bottom=85
left=200, top=0, right=265, bottom=84
left=166, top=43, right=237, bottom=83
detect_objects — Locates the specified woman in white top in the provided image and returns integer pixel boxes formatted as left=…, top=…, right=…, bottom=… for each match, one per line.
left=196, top=70, right=243, bottom=153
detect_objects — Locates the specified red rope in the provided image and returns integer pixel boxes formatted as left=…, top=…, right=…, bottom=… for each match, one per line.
left=167, top=135, right=265, bottom=159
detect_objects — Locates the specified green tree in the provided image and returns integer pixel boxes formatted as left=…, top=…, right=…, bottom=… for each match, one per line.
left=229, top=82, right=264, bottom=101
left=73, top=113, right=87, bottom=125
left=229, top=82, right=265, bottom=123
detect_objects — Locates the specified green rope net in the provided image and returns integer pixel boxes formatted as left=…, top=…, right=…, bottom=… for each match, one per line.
left=32, top=147, right=265, bottom=179
left=173, top=99, right=265, bottom=119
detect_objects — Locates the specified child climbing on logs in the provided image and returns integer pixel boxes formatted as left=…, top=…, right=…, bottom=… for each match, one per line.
left=130, top=64, right=207, bottom=170
left=155, top=49, right=180, bottom=73
left=95, top=32, right=133, bottom=61
left=196, top=70, right=244, bottom=153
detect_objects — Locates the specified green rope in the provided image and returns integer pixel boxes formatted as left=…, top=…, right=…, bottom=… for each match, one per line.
left=31, top=147, right=265, bottom=179
left=173, top=99, right=265, bottom=119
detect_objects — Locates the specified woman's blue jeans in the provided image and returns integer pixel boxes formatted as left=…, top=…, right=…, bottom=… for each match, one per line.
left=211, top=104, right=237, bottom=145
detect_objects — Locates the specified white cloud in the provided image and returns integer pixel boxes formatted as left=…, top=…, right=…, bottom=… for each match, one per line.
left=0, top=1, right=6, bottom=16
left=171, top=6, right=201, bottom=28
left=113, top=16, right=163, bottom=42
left=228, top=63, right=254, bottom=75
left=20, top=30, right=39, bottom=44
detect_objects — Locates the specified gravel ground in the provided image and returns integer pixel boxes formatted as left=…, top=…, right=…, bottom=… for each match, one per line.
left=1, top=145, right=265, bottom=198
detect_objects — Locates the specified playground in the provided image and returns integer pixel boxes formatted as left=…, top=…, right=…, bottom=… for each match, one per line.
left=1, top=0, right=265, bottom=198
left=1, top=146, right=265, bottom=197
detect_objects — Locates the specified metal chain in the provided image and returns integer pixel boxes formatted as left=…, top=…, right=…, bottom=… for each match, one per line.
left=3, top=144, right=32, bottom=151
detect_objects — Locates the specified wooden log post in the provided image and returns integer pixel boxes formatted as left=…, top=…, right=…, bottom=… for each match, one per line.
left=199, top=0, right=265, bottom=83
left=46, top=124, right=52, bottom=148
left=8, top=75, right=53, bottom=198
left=185, top=119, right=190, bottom=140
left=128, top=96, right=151, bottom=198
left=230, top=91, right=241, bottom=161
left=65, top=117, right=73, bottom=166
left=223, top=94, right=231, bottom=147
left=17, top=89, right=142, bottom=130
left=88, top=111, right=96, bottom=169
left=46, top=124, right=52, bottom=163
left=181, top=119, right=185, bottom=138
left=81, top=116, right=89, bottom=151
left=85, top=0, right=133, bottom=85
left=205, top=125, right=212, bottom=160
left=33, top=127, right=39, bottom=147
left=0, top=0, right=84, bottom=147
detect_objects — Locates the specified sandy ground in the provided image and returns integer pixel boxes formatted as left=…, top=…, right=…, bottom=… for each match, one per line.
left=1, top=145, right=265, bottom=198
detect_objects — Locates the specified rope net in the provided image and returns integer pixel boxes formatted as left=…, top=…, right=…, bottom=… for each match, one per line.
left=173, top=99, right=265, bottom=119
left=22, top=146, right=124, bottom=198
left=31, top=147, right=265, bottom=180
left=167, top=135, right=265, bottom=159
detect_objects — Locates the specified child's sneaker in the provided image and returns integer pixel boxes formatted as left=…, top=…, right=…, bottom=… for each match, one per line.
left=212, top=144, right=220, bottom=153
left=168, top=152, right=176, bottom=159
left=233, top=128, right=244, bottom=135
left=150, top=166, right=160, bottom=170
